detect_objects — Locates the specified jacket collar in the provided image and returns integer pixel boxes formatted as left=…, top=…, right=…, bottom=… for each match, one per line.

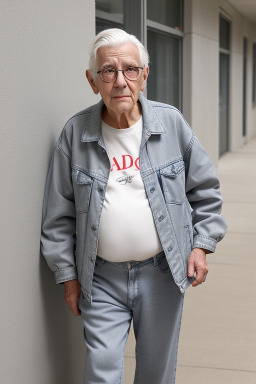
left=81, top=98, right=104, bottom=142
left=138, top=93, right=166, bottom=135
left=81, top=92, right=166, bottom=142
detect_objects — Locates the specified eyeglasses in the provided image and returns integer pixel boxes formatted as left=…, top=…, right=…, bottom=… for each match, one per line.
left=97, top=66, right=144, bottom=83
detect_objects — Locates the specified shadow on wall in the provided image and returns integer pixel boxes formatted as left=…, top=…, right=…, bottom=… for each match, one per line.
left=40, top=253, right=85, bottom=384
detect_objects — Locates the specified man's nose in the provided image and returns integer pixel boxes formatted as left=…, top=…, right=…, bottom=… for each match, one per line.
left=114, top=70, right=127, bottom=87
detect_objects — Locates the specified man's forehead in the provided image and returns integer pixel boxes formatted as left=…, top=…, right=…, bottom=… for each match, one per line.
left=96, top=43, right=140, bottom=65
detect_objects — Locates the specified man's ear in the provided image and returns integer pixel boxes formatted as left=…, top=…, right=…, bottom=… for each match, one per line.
left=140, top=66, right=149, bottom=92
left=86, top=70, right=100, bottom=95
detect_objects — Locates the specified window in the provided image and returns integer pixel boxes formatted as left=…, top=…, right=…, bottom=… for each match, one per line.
left=147, top=0, right=183, bottom=31
left=147, top=0, right=183, bottom=108
left=147, top=30, right=181, bottom=108
left=219, top=16, right=230, bottom=51
left=219, top=15, right=230, bottom=155
left=95, top=0, right=183, bottom=109
left=96, top=0, right=124, bottom=34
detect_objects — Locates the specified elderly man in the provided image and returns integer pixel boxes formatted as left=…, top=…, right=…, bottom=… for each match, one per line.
left=41, top=28, right=227, bottom=383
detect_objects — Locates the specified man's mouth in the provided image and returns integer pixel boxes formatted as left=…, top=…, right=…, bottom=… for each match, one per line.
left=112, top=95, right=130, bottom=99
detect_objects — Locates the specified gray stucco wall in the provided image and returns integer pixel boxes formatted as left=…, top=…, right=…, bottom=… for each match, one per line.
left=0, top=1, right=97, bottom=383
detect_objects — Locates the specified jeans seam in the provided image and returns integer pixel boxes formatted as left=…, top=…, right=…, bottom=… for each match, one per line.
left=171, top=294, right=185, bottom=384
left=134, top=344, right=140, bottom=384
left=119, top=326, right=131, bottom=384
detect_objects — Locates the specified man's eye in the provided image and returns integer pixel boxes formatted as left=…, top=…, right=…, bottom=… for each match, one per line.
left=104, top=68, right=115, bottom=73
left=126, top=67, right=136, bottom=72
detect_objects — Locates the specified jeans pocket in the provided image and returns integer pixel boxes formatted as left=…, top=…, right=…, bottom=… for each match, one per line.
left=156, top=254, right=171, bottom=273
left=94, top=256, right=106, bottom=270
left=158, top=160, right=186, bottom=204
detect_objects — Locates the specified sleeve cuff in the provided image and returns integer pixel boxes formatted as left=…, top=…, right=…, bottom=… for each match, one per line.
left=54, top=266, right=78, bottom=284
left=193, top=235, right=217, bottom=253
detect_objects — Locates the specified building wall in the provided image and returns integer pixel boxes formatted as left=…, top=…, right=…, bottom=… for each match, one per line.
left=0, top=1, right=97, bottom=383
left=219, top=0, right=256, bottom=150
left=184, top=0, right=256, bottom=165
left=242, top=15, right=256, bottom=143
left=183, top=0, right=220, bottom=164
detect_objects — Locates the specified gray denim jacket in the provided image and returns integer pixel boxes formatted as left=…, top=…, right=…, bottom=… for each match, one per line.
left=41, top=93, right=227, bottom=303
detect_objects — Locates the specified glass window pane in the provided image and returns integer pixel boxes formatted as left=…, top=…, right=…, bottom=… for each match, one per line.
left=147, top=29, right=181, bottom=109
left=147, top=0, right=183, bottom=31
left=219, top=53, right=229, bottom=155
left=96, top=0, right=124, bottom=33
left=96, top=0, right=123, bottom=15
left=220, top=17, right=230, bottom=50
left=96, top=19, right=123, bottom=35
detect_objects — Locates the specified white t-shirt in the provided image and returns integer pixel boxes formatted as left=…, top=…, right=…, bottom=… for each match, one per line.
left=97, top=117, right=163, bottom=262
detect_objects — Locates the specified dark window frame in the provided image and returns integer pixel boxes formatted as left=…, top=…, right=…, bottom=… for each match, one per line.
left=219, top=14, right=231, bottom=156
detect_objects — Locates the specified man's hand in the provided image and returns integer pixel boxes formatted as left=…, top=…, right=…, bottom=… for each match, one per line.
left=64, top=279, right=81, bottom=316
left=187, top=248, right=209, bottom=287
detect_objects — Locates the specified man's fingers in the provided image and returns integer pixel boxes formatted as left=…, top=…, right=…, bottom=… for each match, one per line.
left=188, top=248, right=208, bottom=287
left=64, top=279, right=81, bottom=316
left=70, top=300, right=81, bottom=316
left=187, top=258, right=195, bottom=277
left=65, top=295, right=81, bottom=316
left=192, top=266, right=208, bottom=287
left=202, top=269, right=208, bottom=282
left=195, top=267, right=205, bottom=283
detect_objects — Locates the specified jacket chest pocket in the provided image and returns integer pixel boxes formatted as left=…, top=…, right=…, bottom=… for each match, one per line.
left=72, top=169, right=93, bottom=213
left=158, top=160, right=185, bottom=204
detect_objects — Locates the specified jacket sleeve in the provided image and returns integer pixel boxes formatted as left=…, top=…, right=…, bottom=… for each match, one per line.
left=41, top=137, right=77, bottom=284
left=184, top=134, right=227, bottom=253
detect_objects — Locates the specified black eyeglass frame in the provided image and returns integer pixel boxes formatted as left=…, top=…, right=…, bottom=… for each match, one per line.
left=96, top=66, right=144, bottom=83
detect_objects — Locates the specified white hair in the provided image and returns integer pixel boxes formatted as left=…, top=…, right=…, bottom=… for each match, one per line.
left=88, top=28, right=149, bottom=77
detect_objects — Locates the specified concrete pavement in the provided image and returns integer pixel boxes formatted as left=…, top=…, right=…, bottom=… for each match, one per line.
left=123, top=136, right=256, bottom=383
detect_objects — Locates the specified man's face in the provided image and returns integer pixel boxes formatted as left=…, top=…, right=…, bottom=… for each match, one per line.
left=87, top=42, right=149, bottom=123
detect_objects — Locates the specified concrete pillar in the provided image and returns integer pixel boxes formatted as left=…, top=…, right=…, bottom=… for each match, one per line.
left=183, top=0, right=219, bottom=165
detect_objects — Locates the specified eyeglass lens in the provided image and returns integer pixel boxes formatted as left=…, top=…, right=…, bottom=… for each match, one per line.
left=101, top=67, right=142, bottom=82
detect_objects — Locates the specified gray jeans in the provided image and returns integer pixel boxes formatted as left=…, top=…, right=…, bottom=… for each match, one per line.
left=79, top=251, right=184, bottom=384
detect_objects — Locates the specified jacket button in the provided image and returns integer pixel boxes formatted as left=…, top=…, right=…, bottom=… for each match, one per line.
left=92, top=225, right=97, bottom=231
left=167, top=246, right=172, bottom=252
left=91, top=256, right=94, bottom=262
left=150, top=187, right=155, bottom=193
left=158, top=215, right=164, bottom=222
